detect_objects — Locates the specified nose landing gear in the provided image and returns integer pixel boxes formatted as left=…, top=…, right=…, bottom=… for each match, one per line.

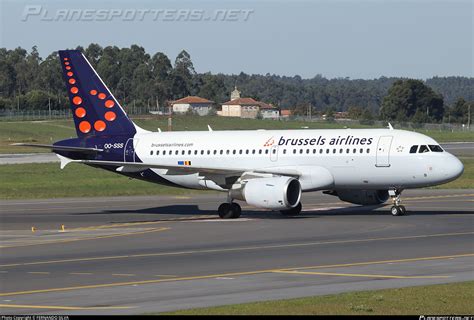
left=389, top=189, right=406, bottom=216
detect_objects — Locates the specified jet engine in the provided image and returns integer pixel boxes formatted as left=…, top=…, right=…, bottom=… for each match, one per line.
left=328, top=189, right=389, bottom=205
left=231, top=176, right=302, bottom=210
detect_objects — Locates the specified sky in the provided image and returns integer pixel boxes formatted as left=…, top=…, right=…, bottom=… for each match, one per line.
left=1, top=0, right=472, bottom=79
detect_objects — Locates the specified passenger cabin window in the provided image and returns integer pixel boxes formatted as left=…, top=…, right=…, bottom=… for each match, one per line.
left=429, top=145, right=443, bottom=152
left=419, top=145, right=429, bottom=153
left=409, top=145, right=418, bottom=153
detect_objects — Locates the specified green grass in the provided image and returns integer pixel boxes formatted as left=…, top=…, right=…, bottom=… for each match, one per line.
left=162, top=281, right=474, bottom=315
left=0, top=162, right=211, bottom=199
left=1, top=116, right=472, bottom=153
left=0, top=157, right=472, bottom=200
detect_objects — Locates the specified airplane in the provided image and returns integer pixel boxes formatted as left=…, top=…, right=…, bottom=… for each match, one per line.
left=15, top=50, right=464, bottom=218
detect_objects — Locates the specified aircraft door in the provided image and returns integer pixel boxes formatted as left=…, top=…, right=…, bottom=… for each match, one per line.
left=124, top=138, right=138, bottom=162
left=376, top=136, right=393, bottom=167
left=270, top=145, right=278, bottom=162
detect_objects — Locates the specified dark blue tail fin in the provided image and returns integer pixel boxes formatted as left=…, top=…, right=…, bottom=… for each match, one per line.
left=59, top=50, right=137, bottom=137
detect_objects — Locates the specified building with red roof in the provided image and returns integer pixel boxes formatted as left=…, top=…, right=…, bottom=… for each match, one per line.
left=171, top=96, right=215, bottom=116
left=218, top=87, right=279, bottom=119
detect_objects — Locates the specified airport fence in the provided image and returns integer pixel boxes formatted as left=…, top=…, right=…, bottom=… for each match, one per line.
left=0, top=106, right=151, bottom=121
left=0, top=109, right=471, bottom=132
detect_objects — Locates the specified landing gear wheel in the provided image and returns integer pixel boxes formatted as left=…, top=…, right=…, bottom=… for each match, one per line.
left=230, top=203, right=242, bottom=219
left=218, top=203, right=241, bottom=219
left=218, top=203, right=232, bottom=219
left=389, top=189, right=406, bottom=216
left=280, top=202, right=302, bottom=216
left=399, top=205, right=406, bottom=215
left=391, top=205, right=404, bottom=216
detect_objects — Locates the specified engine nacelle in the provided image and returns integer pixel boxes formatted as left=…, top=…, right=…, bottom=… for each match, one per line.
left=334, top=189, right=389, bottom=205
left=231, top=177, right=302, bottom=210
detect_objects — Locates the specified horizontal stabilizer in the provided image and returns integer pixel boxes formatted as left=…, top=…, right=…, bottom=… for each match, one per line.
left=11, top=143, right=103, bottom=153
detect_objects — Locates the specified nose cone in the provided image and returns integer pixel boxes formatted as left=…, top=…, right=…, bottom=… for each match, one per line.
left=445, top=154, right=464, bottom=182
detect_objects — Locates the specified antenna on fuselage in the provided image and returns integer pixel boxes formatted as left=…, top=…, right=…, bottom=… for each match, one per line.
left=387, top=123, right=394, bottom=130
left=208, top=125, right=213, bottom=132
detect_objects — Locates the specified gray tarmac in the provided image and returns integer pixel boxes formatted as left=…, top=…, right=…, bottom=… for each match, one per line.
left=0, top=189, right=473, bottom=314
left=0, top=142, right=472, bottom=165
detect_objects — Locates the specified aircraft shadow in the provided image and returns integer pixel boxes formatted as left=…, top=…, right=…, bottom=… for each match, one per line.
left=77, top=204, right=474, bottom=220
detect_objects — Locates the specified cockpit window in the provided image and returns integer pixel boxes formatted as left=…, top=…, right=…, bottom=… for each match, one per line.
left=418, top=145, right=429, bottom=153
left=429, top=145, right=444, bottom=152
left=409, top=145, right=418, bottom=153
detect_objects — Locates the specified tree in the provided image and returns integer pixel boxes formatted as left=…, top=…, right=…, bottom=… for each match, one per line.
left=359, top=107, right=374, bottom=125
left=84, top=43, right=103, bottom=68
left=172, top=50, right=195, bottom=98
left=1, top=44, right=472, bottom=116
left=325, top=107, right=335, bottom=122
left=448, top=98, right=472, bottom=124
left=380, top=79, right=445, bottom=123
left=347, top=106, right=363, bottom=120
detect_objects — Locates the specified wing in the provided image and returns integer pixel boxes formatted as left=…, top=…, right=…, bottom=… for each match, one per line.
left=61, top=158, right=302, bottom=177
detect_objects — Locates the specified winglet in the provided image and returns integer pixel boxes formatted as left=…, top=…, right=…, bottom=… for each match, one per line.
left=56, top=154, right=74, bottom=169
left=388, top=122, right=394, bottom=130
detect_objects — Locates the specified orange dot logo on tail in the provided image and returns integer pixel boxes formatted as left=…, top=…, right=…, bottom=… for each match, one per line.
left=90, top=90, right=97, bottom=95
left=94, top=120, right=106, bottom=132
left=79, top=121, right=91, bottom=134
left=72, top=96, right=82, bottom=105
left=70, top=87, right=79, bottom=94
left=63, top=58, right=69, bottom=61
left=64, top=62, right=70, bottom=65
left=66, top=66, right=71, bottom=70
left=98, top=93, right=106, bottom=100
left=68, top=78, right=76, bottom=85
left=104, top=100, right=115, bottom=108
left=67, top=71, right=73, bottom=77
left=105, top=111, right=116, bottom=121
left=75, top=107, right=86, bottom=118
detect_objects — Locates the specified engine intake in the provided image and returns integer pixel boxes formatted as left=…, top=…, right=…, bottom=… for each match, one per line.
left=231, top=177, right=302, bottom=210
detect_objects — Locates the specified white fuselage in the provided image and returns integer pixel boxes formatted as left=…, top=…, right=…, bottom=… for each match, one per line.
left=129, top=128, right=463, bottom=192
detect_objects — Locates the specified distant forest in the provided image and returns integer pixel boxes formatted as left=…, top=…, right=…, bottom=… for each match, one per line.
left=0, top=44, right=472, bottom=123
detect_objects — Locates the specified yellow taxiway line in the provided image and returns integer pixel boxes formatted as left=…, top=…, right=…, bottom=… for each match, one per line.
left=0, top=253, right=472, bottom=298
left=272, top=270, right=451, bottom=279
left=0, top=303, right=133, bottom=310
left=1, top=231, right=472, bottom=268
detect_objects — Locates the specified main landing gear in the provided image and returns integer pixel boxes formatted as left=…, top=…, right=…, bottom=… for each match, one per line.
left=280, top=202, right=302, bottom=216
left=389, top=189, right=406, bottom=216
left=218, top=202, right=241, bottom=219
